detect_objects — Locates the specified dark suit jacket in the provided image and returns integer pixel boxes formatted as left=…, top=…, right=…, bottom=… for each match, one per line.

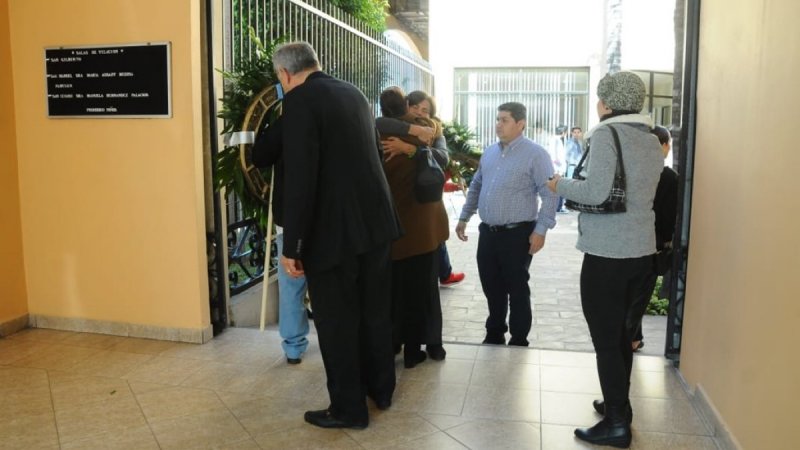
left=654, top=166, right=678, bottom=250
left=252, top=115, right=285, bottom=226
left=281, top=71, right=401, bottom=274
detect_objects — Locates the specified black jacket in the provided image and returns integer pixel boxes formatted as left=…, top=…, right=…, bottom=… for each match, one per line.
left=280, top=71, right=401, bottom=274
left=654, top=166, right=679, bottom=250
left=252, top=115, right=285, bottom=226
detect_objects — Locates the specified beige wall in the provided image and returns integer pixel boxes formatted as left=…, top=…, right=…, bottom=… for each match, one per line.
left=680, top=0, right=800, bottom=448
left=6, top=0, right=210, bottom=333
left=0, top=0, right=28, bottom=326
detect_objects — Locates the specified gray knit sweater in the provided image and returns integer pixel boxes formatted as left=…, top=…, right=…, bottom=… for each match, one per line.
left=556, top=115, right=664, bottom=258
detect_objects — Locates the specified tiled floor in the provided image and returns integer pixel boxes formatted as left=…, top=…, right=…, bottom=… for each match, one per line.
left=0, top=327, right=718, bottom=449
left=438, top=192, right=668, bottom=355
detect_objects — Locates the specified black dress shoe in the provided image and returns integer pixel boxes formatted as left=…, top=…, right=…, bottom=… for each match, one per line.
left=575, top=405, right=632, bottom=448
left=482, top=335, right=505, bottom=345
left=592, top=400, right=633, bottom=424
left=507, top=339, right=529, bottom=347
left=304, top=409, right=367, bottom=429
left=287, top=357, right=302, bottom=365
left=370, top=396, right=391, bottom=410
left=403, top=345, right=427, bottom=368
left=426, top=344, right=446, bottom=361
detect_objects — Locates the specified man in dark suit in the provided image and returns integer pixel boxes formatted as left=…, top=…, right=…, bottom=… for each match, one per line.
left=273, top=41, right=401, bottom=429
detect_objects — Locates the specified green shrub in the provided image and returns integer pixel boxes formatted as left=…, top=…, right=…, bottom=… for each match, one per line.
left=442, top=121, right=482, bottom=186
left=646, top=276, right=669, bottom=316
left=330, top=0, right=389, bottom=32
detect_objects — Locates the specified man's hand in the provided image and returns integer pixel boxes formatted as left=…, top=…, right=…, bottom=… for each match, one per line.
left=529, top=232, right=545, bottom=255
left=409, top=125, right=434, bottom=145
left=281, top=255, right=305, bottom=278
left=546, top=174, right=561, bottom=193
left=455, top=220, right=468, bottom=242
left=382, top=137, right=416, bottom=161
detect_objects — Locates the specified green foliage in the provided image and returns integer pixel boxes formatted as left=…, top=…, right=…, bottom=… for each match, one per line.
left=646, top=276, right=669, bottom=316
left=442, top=121, right=482, bottom=186
left=214, top=29, right=282, bottom=231
left=217, top=28, right=281, bottom=133
left=330, top=0, right=389, bottom=32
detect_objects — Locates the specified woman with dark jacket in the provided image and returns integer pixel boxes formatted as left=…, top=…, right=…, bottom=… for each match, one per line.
left=628, top=125, right=679, bottom=352
left=547, top=71, right=663, bottom=448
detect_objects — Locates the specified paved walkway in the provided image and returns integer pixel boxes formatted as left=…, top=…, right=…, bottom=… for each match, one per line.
left=439, top=191, right=667, bottom=356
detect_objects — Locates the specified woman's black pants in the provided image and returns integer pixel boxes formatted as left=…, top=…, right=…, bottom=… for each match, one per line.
left=391, top=250, right=439, bottom=347
left=580, top=253, right=653, bottom=407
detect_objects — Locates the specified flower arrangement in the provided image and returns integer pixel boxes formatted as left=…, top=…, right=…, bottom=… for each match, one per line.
left=441, top=121, right=482, bottom=186
left=214, top=29, right=282, bottom=231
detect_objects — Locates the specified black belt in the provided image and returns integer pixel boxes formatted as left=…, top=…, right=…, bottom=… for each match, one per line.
left=481, top=221, right=534, bottom=232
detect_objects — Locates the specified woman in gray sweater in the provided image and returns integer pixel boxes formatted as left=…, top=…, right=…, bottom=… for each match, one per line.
left=547, top=71, right=663, bottom=448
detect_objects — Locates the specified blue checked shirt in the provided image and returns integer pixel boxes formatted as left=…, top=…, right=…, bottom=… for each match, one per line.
left=459, top=135, right=558, bottom=236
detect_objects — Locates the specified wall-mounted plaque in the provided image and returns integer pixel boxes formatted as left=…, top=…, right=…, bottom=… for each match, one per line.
left=45, top=42, right=171, bottom=118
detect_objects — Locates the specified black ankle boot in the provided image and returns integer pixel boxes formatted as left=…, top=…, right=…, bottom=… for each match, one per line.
left=403, top=345, right=427, bottom=368
left=592, top=400, right=633, bottom=424
left=575, top=404, right=632, bottom=448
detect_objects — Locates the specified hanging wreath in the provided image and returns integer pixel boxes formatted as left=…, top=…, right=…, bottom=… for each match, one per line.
left=214, top=29, right=284, bottom=231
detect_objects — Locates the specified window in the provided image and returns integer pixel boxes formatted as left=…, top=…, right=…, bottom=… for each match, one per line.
left=453, top=67, right=590, bottom=148
left=631, top=70, right=674, bottom=126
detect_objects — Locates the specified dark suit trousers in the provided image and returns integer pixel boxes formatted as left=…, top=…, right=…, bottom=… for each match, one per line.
left=306, top=242, right=395, bottom=422
left=580, top=253, right=652, bottom=406
left=477, top=222, right=535, bottom=344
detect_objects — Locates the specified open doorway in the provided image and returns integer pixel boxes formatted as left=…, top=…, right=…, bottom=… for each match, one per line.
left=428, top=0, right=693, bottom=360
left=207, top=0, right=697, bottom=363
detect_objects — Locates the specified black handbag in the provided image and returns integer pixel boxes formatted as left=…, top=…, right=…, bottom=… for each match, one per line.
left=414, top=147, right=445, bottom=203
left=655, top=247, right=673, bottom=275
left=565, top=125, right=626, bottom=214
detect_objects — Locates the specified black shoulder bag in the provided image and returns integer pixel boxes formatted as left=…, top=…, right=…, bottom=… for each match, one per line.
left=414, top=147, right=445, bottom=203
left=565, top=125, right=627, bottom=214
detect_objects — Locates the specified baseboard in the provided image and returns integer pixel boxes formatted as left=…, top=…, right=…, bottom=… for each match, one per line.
left=28, top=314, right=213, bottom=344
left=0, top=313, right=30, bottom=337
left=677, top=372, right=743, bottom=450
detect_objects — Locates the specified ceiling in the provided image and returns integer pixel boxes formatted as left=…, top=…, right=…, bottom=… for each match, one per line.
left=388, top=0, right=429, bottom=42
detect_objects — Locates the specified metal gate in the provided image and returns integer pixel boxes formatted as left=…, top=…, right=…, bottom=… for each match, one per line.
left=208, top=0, right=434, bottom=332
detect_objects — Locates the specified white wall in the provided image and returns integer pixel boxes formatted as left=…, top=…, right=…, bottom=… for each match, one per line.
left=429, top=0, right=675, bottom=126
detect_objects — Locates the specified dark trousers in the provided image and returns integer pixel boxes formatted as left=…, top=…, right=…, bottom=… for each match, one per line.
left=437, top=243, right=452, bottom=281
left=306, top=242, right=395, bottom=422
left=580, top=253, right=653, bottom=406
left=391, top=250, right=439, bottom=347
left=477, top=222, right=535, bottom=344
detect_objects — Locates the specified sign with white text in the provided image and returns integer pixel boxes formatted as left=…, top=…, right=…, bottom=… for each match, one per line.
left=45, top=42, right=171, bottom=118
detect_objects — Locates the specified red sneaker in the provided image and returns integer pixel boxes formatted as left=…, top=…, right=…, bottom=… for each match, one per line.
left=440, top=272, right=465, bottom=287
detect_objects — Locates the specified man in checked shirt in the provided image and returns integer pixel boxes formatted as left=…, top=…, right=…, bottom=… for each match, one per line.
left=455, top=102, right=559, bottom=346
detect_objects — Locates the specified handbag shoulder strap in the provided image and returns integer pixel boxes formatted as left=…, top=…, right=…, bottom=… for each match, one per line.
left=606, top=125, right=625, bottom=180
left=573, top=141, right=591, bottom=174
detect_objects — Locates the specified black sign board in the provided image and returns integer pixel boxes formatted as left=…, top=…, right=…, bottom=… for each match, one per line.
left=45, top=42, right=171, bottom=118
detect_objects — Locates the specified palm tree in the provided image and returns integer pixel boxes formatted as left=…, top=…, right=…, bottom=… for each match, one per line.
left=605, top=0, right=623, bottom=73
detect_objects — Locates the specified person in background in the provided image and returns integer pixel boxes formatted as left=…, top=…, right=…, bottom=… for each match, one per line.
left=547, top=71, right=663, bottom=448
left=377, top=87, right=450, bottom=369
left=251, top=115, right=309, bottom=366
left=627, top=125, right=678, bottom=352
left=274, top=41, right=400, bottom=429
left=565, top=126, right=584, bottom=178
left=456, top=102, right=558, bottom=347
left=549, top=125, right=568, bottom=212
left=405, top=92, right=467, bottom=289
